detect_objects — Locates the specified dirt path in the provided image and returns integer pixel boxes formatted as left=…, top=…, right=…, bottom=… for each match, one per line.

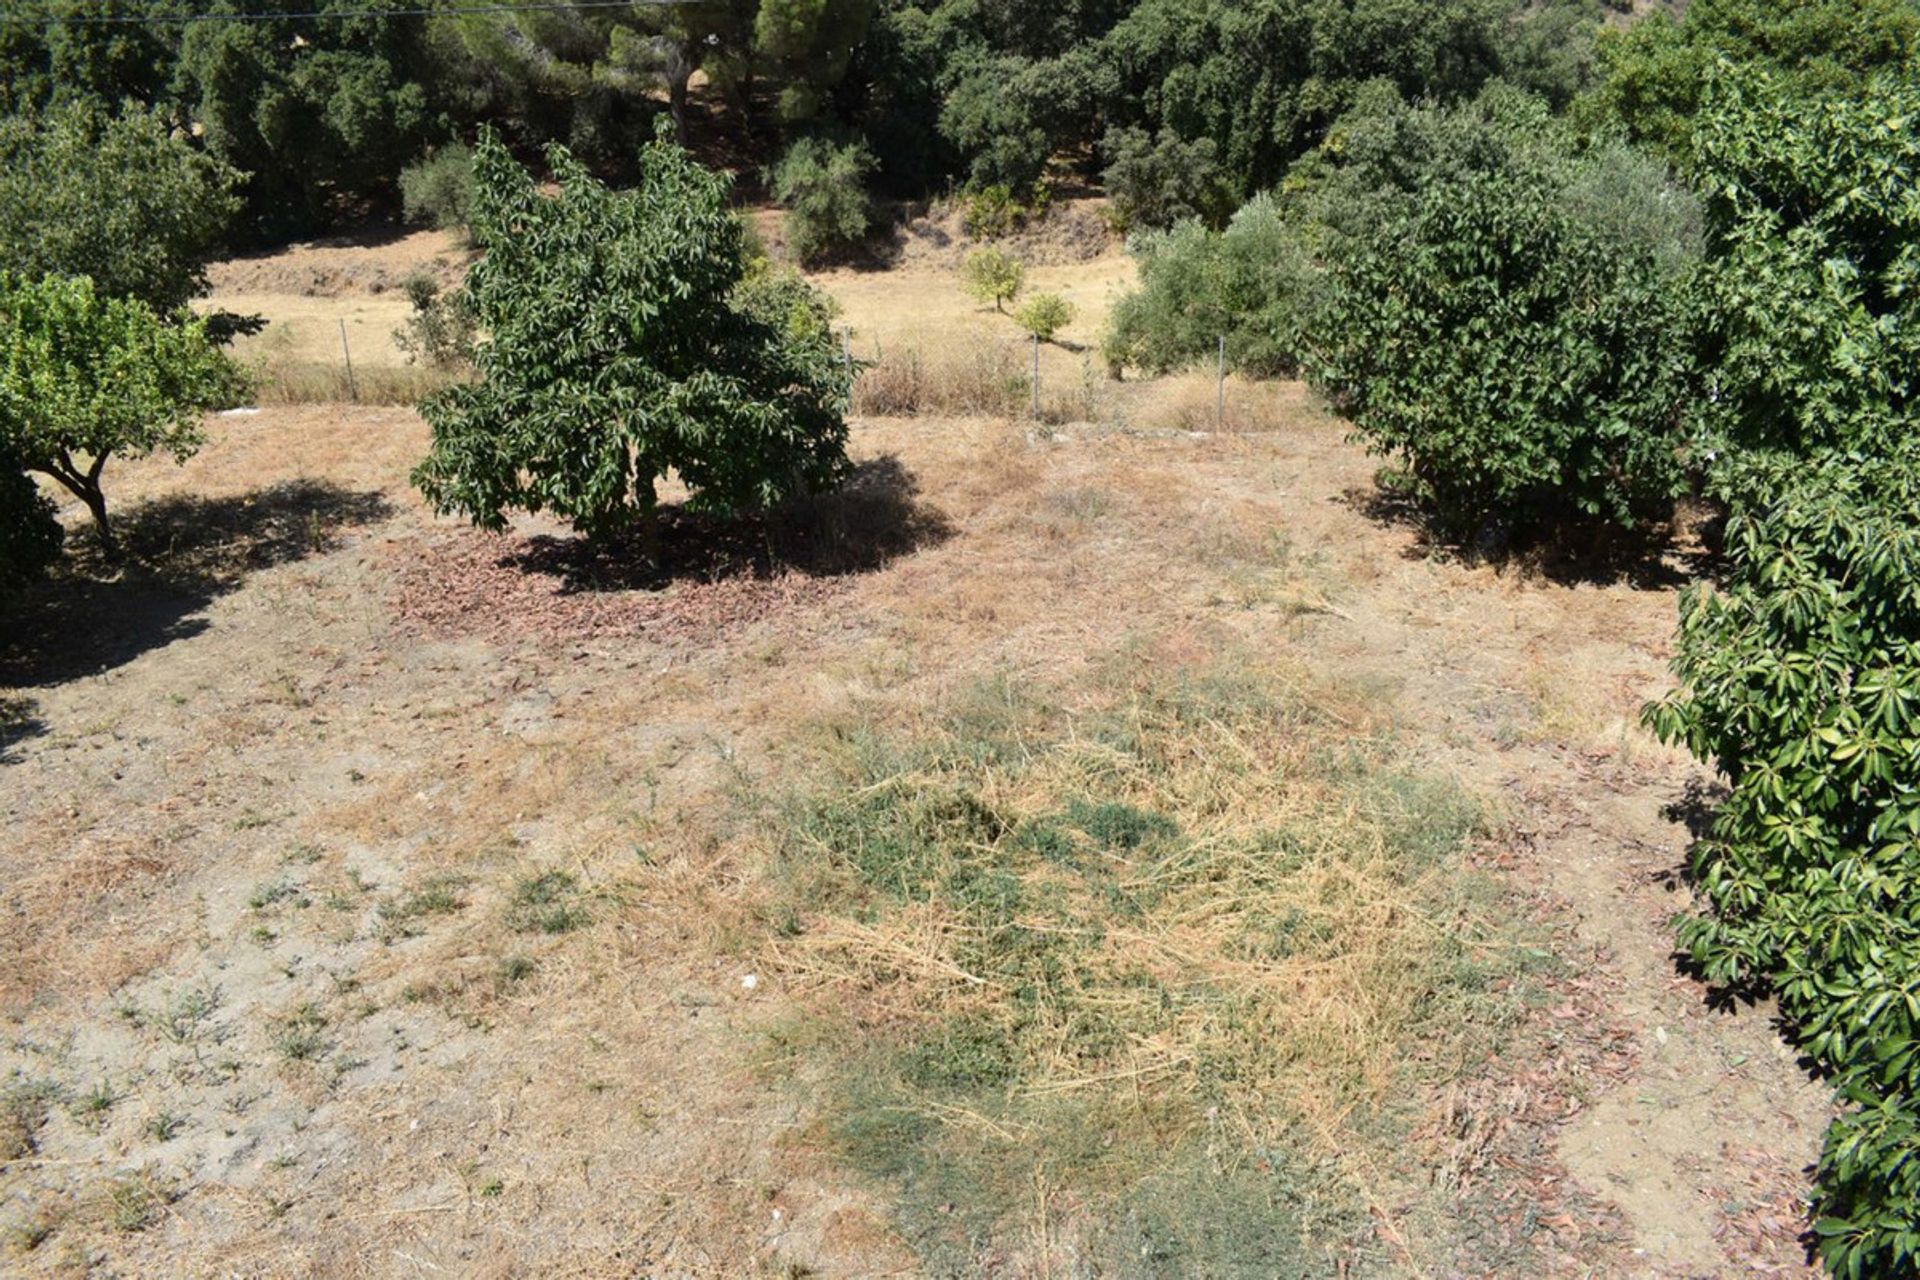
left=0, top=406, right=1828, bottom=1276
left=1193, top=424, right=1830, bottom=1274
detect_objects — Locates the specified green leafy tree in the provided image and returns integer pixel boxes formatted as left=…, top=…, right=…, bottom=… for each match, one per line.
left=1311, top=155, right=1699, bottom=540
left=0, top=100, right=242, bottom=313
left=1014, top=293, right=1074, bottom=343
left=399, top=143, right=476, bottom=240
left=960, top=246, right=1025, bottom=312
left=1646, top=447, right=1920, bottom=1278
left=1101, top=126, right=1236, bottom=232
left=412, top=129, right=851, bottom=560
left=0, top=274, right=236, bottom=556
left=1689, top=67, right=1920, bottom=461
left=171, top=0, right=441, bottom=236
left=755, top=0, right=876, bottom=121
left=1579, top=0, right=1919, bottom=167
left=769, top=136, right=877, bottom=265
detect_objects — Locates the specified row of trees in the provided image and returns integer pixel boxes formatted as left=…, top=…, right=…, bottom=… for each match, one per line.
left=0, top=0, right=1633, bottom=251
left=1102, top=1, right=1919, bottom=1270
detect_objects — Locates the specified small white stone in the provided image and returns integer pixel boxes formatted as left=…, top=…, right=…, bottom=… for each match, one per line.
left=741, top=974, right=759, bottom=991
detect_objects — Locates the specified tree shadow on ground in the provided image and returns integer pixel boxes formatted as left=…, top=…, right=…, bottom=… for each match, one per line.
left=1, top=480, right=392, bottom=688
left=0, top=694, right=43, bottom=764
left=1341, top=484, right=1723, bottom=590
left=506, top=455, right=953, bottom=592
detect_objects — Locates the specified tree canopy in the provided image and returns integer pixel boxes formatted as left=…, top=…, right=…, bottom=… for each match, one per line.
left=412, top=129, right=851, bottom=552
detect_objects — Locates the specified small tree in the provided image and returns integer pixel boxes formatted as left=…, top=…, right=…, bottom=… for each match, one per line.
left=0, top=274, right=236, bottom=556
left=769, top=136, right=876, bottom=266
left=1015, top=293, right=1075, bottom=343
left=399, top=144, right=476, bottom=243
left=961, top=246, right=1025, bottom=313
left=412, top=129, right=851, bottom=560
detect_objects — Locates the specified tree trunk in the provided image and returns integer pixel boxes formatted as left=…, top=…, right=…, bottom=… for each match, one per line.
left=35, top=449, right=118, bottom=560
left=638, top=478, right=661, bottom=568
left=669, top=68, right=691, bottom=147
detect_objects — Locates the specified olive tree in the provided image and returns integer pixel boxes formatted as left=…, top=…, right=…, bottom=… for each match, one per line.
left=0, top=273, right=236, bottom=557
left=411, top=128, right=851, bottom=560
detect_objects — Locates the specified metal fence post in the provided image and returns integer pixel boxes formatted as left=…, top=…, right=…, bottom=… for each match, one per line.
left=1031, top=334, right=1040, bottom=419
left=339, top=319, right=359, bottom=403
left=1216, top=334, right=1226, bottom=429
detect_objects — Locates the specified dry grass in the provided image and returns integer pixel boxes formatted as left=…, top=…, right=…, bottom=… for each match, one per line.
left=755, top=656, right=1542, bottom=1270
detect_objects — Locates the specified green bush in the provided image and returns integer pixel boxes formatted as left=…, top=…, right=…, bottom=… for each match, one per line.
left=412, top=127, right=851, bottom=555
left=399, top=145, right=475, bottom=241
left=1105, top=195, right=1324, bottom=379
left=958, top=246, right=1025, bottom=313
left=1013, top=293, right=1074, bottom=343
left=1100, top=126, right=1235, bottom=233
left=0, top=100, right=241, bottom=313
left=1310, top=158, right=1699, bottom=540
left=1646, top=447, right=1920, bottom=1278
left=392, top=273, right=476, bottom=370
left=0, top=453, right=60, bottom=590
left=1688, top=68, right=1920, bottom=462
left=769, top=136, right=877, bottom=266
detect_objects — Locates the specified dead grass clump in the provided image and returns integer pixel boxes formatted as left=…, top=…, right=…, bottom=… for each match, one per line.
left=759, top=660, right=1541, bottom=1270
left=853, top=344, right=1028, bottom=417
left=249, top=360, right=456, bottom=406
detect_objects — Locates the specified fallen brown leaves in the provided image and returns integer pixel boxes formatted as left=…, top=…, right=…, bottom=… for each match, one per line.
left=387, top=530, right=852, bottom=644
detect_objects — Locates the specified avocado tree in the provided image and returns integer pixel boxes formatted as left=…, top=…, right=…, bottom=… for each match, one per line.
left=0, top=273, right=235, bottom=559
left=411, top=128, right=851, bottom=560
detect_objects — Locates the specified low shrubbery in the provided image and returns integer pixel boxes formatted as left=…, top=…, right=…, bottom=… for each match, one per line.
left=958, top=246, right=1024, bottom=312
left=1013, top=292, right=1073, bottom=343
left=1312, top=159, right=1699, bottom=539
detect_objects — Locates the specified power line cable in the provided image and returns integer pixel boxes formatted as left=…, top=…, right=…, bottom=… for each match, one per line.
left=4, top=1, right=692, bottom=28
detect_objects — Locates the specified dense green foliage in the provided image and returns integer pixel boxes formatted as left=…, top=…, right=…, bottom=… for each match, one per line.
left=1648, top=449, right=1920, bottom=1277
left=1689, top=68, right=1920, bottom=461
left=0, top=100, right=241, bottom=313
left=769, top=136, right=877, bottom=265
left=0, top=453, right=60, bottom=590
left=399, top=144, right=475, bottom=239
left=412, top=131, right=851, bottom=549
left=0, top=274, right=235, bottom=556
left=1013, top=292, right=1073, bottom=343
left=1579, top=0, right=1919, bottom=168
left=1312, top=140, right=1701, bottom=537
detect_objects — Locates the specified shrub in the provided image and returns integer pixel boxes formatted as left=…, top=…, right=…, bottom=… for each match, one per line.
left=1105, top=195, right=1325, bottom=379
left=392, top=273, right=476, bottom=370
left=1688, top=68, right=1920, bottom=462
left=1310, top=159, right=1698, bottom=541
left=1100, top=126, right=1235, bottom=233
left=412, top=128, right=851, bottom=557
left=0, top=273, right=237, bottom=556
left=0, top=452, right=59, bottom=589
left=769, top=136, right=877, bottom=266
left=1646, top=446, right=1920, bottom=1278
left=959, top=246, right=1024, bottom=313
left=399, top=144, right=475, bottom=241
left=1013, top=293, right=1074, bottom=343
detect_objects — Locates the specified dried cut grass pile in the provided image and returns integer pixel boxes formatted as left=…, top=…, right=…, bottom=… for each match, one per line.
left=756, top=653, right=1545, bottom=1272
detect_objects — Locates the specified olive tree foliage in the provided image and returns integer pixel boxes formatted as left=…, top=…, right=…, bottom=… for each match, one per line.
left=0, top=100, right=242, bottom=313
left=412, top=130, right=852, bottom=556
left=0, top=274, right=236, bottom=558
left=769, top=136, right=877, bottom=265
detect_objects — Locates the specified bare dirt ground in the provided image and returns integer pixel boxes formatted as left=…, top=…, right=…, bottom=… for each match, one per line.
left=0, top=236, right=1828, bottom=1276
